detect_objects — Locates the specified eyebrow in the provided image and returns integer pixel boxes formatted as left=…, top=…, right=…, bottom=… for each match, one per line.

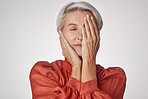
left=68, top=23, right=78, bottom=26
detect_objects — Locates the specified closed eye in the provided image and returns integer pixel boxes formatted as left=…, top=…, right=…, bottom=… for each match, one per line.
left=70, top=29, right=77, bottom=31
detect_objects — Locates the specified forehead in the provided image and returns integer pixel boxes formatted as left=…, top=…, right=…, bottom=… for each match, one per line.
left=64, top=11, right=95, bottom=25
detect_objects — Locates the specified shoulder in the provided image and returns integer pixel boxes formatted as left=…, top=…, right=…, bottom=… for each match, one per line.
left=104, top=67, right=126, bottom=77
left=29, top=60, right=64, bottom=79
left=31, top=60, right=64, bottom=70
left=96, top=64, right=126, bottom=81
left=96, top=65, right=126, bottom=98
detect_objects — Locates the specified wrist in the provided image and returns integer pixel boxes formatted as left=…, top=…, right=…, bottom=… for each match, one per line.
left=81, top=59, right=96, bottom=83
left=83, top=59, right=96, bottom=67
left=83, top=55, right=96, bottom=61
left=71, top=66, right=81, bottom=81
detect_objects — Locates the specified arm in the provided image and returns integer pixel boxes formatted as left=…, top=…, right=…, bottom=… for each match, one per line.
left=78, top=67, right=126, bottom=99
left=57, top=16, right=126, bottom=98
left=81, top=15, right=100, bottom=83
left=30, top=61, right=80, bottom=99
left=59, top=30, right=111, bottom=98
left=99, top=67, right=127, bottom=99
left=59, top=31, right=81, bottom=82
left=80, top=15, right=126, bottom=99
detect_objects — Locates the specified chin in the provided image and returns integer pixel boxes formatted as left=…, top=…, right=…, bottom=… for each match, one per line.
left=73, top=46, right=82, bottom=57
left=76, top=50, right=82, bottom=57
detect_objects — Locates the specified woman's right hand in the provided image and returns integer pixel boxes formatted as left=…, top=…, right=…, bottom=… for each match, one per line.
left=59, top=31, right=81, bottom=81
left=59, top=31, right=81, bottom=68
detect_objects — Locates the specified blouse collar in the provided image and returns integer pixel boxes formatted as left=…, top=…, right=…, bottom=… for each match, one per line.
left=63, top=58, right=104, bottom=73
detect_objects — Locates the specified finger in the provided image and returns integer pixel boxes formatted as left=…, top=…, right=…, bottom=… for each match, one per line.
left=87, top=15, right=96, bottom=41
left=59, top=35, right=67, bottom=56
left=84, top=16, right=91, bottom=39
left=82, top=23, right=87, bottom=40
left=60, top=32, right=80, bottom=65
left=59, top=32, right=72, bottom=54
left=60, top=32, right=71, bottom=51
left=59, top=31, right=71, bottom=55
left=59, top=35, right=65, bottom=51
left=60, top=32, right=77, bottom=57
left=59, top=31, right=69, bottom=47
left=91, top=16, right=100, bottom=40
left=60, top=34, right=73, bottom=61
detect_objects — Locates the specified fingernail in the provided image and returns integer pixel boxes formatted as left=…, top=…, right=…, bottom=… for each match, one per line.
left=59, top=31, right=63, bottom=37
left=87, top=15, right=89, bottom=19
left=84, top=17, right=86, bottom=20
left=91, top=16, right=93, bottom=20
left=59, top=31, right=62, bottom=35
left=82, top=23, right=84, bottom=26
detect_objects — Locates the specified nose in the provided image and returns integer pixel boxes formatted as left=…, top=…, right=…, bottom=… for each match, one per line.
left=77, top=32, right=83, bottom=41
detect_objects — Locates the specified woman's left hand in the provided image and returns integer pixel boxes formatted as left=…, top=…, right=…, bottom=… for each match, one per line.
left=81, top=15, right=100, bottom=83
left=82, top=15, right=100, bottom=61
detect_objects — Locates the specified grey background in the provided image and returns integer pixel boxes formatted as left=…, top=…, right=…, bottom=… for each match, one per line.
left=0, top=0, right=148, bottom=99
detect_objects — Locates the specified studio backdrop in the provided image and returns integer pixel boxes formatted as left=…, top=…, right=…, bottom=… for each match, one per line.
left=0, top=0, right=148, bottom=99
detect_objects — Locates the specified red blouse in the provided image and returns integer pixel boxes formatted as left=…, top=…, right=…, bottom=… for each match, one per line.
left=30, top=59, right=126, bottom=99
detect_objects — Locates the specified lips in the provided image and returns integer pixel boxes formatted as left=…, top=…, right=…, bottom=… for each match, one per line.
left=74, top=44, right=82, bottom=46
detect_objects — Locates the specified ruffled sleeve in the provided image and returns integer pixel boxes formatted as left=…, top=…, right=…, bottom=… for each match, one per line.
left=30, top=61, right=126, bottom=99
left=78, top=67, right=126, bottom=99
left=79, top=78, right=112, bottom=99
left=98, top=67, right=127, bottom=99
left=30, top=61, right=81, bottom=99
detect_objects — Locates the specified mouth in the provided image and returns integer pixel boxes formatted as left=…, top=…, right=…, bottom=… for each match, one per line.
left=73, top=44, right=82, bottom=47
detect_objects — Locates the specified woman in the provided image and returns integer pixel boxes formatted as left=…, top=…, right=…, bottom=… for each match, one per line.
left=30, top=1, right=126, bottom=99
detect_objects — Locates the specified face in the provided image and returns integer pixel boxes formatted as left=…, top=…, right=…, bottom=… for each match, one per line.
left=61, top=11, right=95, bottom=56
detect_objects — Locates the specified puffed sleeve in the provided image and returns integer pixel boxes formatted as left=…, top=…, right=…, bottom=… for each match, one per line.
left=30, top=61, right=81, bottom=99
left=98, top=67, right=127, bottom=99
left=78, top=67, right=126, bottom=99
left=30, top=61, right=126, bottom=99
left=79, top=78, right=112, bottom=99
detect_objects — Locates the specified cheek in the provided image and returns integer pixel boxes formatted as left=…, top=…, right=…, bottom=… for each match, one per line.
left=66, top=36, right=75, bottom=45
left=64, top=33, right=76, bottom=45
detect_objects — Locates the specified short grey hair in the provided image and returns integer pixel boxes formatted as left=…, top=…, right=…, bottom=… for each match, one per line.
left=56, top=1, right=103, bottom=32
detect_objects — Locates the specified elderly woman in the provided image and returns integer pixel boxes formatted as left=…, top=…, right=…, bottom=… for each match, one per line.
left=30, top=1, right=126, bottom=99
